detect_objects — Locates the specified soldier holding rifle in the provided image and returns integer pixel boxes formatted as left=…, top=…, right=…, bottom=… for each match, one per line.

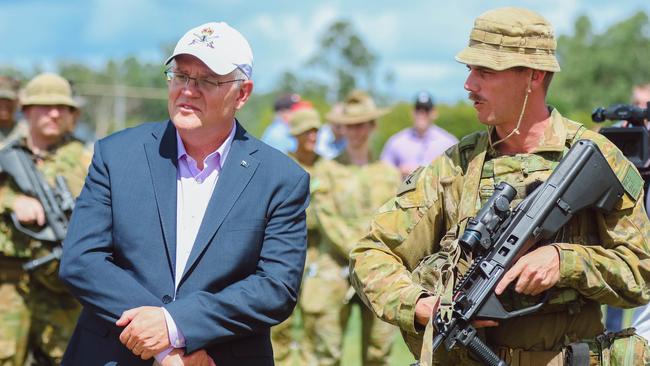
left=350, top=7, right=650, bottom=366
left=0, top=73, right=90, bottom=365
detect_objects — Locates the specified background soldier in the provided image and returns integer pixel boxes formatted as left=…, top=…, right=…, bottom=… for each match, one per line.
left=271, top=106, right=325, bottom=366
left=0, top=77, right=26, bottom=147
left=350, top=7, right=650, bottom=366
left=0, top=73, right=90, bottom=365
left=305, top=90, right=400, bottom=366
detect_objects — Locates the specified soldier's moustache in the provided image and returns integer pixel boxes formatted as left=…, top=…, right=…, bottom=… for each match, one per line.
left=469, top=92, right=485, bottom=103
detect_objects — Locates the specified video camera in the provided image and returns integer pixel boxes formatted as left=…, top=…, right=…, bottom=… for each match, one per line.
left=591, top=101, right=650, bottom=181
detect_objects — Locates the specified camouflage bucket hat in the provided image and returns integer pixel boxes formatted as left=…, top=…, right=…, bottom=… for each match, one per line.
left=20, top=73, right=78, bottom=108
left=455, top=7, right=561, bottom=72
left=326, top=90, right=391, bottom=125
left=0, top=77, right=18, bottom=100
left=290, top=108, right=322, bottom=136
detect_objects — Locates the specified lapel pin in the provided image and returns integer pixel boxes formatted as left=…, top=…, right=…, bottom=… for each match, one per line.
left=241, top=160, right=249, bottom=168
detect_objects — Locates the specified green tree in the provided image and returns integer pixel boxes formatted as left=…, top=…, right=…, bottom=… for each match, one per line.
left=58, top=56, right=169, bottom=137
left=307, top=19, right=379, bottom=101
left=550, top=11, right=650, bottom=115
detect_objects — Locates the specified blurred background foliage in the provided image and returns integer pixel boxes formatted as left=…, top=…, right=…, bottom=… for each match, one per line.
left=2, top=11, right=650, bottom=149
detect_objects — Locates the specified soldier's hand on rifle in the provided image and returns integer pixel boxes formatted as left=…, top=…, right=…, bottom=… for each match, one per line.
left=415, top=295, right=440, bottom=326
left=416, top=294, right=499, bottom=329
left=495, top=245, right=561, bottom=296
left=12, top=194, right=45, bottom=226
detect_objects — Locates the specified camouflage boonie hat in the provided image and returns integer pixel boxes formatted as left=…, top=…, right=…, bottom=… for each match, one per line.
left=0, top=76, right=19, bottom=100
left=326, top=90, right=391, bottom=125
left=455, top=7, right=561, bottom=72
left=289, top=107, right=322, bottom=136
left=21, top=73, right=78, bottom=108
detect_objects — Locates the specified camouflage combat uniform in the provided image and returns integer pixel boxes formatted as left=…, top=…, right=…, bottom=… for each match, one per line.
left=0, top=137, right=90, bottom=365
left=349, top=109, right=650, bottom=365
left=303, top=151, right=401, bottom=366
left=271, top=152, right=325, bottom=366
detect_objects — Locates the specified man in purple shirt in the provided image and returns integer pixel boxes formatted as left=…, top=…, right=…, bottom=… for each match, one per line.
left=380, top=91, right=458, bottom=177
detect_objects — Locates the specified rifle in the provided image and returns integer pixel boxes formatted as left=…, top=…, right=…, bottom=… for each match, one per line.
left=429, top=140, right=625, bottom=366
left=0, top=144, right=75, bottom=271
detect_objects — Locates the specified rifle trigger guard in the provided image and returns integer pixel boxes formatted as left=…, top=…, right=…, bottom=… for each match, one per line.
left=10, top=213, right=57, bottom=242
left=475, top=291, right=550, bottom=320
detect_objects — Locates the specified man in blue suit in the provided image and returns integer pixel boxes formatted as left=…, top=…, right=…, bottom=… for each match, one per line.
left=59, top=22, right=309, bottom=366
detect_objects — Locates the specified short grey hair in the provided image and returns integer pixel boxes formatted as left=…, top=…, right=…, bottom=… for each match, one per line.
left=229, top=67, right=248, bottom=82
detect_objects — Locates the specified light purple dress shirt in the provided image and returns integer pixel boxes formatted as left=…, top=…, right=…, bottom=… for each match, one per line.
left=155, top=122, right=236, bottom=362
left=381, top=125, right=458, bottom=170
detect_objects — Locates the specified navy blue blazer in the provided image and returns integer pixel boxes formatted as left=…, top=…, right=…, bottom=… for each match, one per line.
left=59, top=121, right=309, bottom=365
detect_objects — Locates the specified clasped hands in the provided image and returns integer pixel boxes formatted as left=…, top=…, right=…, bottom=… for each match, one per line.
left=116, top=306, right=215, bottom=366
left=415, top=245, right=561, bottom=328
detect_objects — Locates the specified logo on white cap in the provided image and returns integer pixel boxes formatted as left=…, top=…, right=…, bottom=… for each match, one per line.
left=188, top=27, right=219, bottom=49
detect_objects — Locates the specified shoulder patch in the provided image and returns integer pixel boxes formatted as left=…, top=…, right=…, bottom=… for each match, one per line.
left=397, top=166, right=424, bottom=195
left=621, top=165, right=644, bottom=201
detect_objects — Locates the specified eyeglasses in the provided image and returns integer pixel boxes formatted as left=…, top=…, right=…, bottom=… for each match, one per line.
left=164, top=70, right=243, bottom=92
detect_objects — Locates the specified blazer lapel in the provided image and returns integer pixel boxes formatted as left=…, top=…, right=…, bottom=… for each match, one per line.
left=143, top=121, right=178, bottom=276
left=179, top=123, right=259, bottom=284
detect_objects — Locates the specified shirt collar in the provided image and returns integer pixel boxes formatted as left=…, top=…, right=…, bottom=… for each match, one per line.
left=408, top=126, right=433, bottom=139
left=176, top=120, right=237, bottom=176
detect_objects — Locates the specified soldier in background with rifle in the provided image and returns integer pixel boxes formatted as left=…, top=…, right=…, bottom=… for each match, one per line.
left=0, top=73, right=90, bottom=366
left=350, top=7, right=650, bottom=366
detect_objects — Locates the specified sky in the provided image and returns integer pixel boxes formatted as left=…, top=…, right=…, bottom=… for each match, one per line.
left=2, top=0, right=650, bottom=103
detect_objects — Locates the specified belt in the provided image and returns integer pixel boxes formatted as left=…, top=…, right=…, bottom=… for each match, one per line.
left=497, top=348, right=565, bottom=366
left=496, top=347, right=600, bottom=366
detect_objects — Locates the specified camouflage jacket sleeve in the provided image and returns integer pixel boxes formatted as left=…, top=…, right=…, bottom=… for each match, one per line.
left=349, top=156, right=463, bottom=334
left=553, top=132, right=650, bottom=308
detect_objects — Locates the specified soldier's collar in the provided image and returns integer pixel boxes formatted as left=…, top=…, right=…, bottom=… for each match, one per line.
left=335, top=150, right=377, bottom=165
left=529, top=107, right=567, bottom=153
left=487, top=107, right=567, bottom=158
left=21, top=134, right=73, bottom=160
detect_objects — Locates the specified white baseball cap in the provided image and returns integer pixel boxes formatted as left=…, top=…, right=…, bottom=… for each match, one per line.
left=165, top=22, right=253, bottom=79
